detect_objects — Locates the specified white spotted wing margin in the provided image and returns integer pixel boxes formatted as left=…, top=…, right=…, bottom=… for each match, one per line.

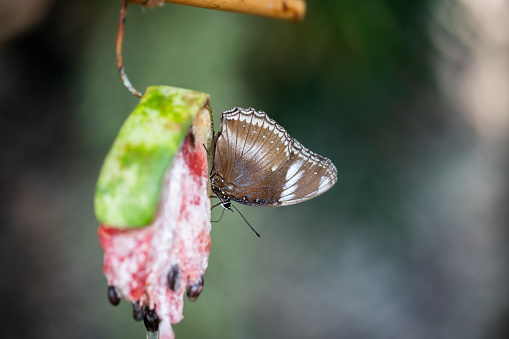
left=212, top=107, right=338, bottom=207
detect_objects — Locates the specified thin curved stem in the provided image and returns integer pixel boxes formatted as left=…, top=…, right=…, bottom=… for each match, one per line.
left=117, top=0, right=143, bottom=98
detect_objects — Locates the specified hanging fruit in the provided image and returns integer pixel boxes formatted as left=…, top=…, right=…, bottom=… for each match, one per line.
left=95, top=1, right=309, bottom=338
left=96, top=86, right=213, bottom=339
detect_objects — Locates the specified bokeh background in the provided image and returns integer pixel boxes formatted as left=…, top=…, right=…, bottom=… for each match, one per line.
left=1, top=0, right=509, bottom=338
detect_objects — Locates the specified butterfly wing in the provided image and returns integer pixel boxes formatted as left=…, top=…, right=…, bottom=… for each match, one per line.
left=215, top=108, right=290, bottom=186
left=268, top=141, right=337, bottom=205
left=214, top=107, right=337, bottom=206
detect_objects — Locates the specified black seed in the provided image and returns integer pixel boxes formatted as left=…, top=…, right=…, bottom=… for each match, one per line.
left=107, top=285, right=121, bottom=306
left=188, top=131, right=196, bottom=148
left=143, top=307, right=160, bottom=332
left=133, top=302, right=143, bottom=322
left=186, top=275, right=204, bottom=302
left=167, top=264, right=181, bottom=291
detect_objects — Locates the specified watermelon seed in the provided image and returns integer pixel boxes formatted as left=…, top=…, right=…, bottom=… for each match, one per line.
left=186, top=275, right=204, bottom=302
left=107, top=285, right=121, bottom=306
left=133, top=302, right=143, bottom=322
left=143, top=306, right=160, bottom=332
left=167, top=264, right=181, bottom=291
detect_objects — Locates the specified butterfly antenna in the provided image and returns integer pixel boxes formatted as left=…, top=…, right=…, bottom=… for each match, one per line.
left=231, top=204, right=260, bottom=238
left=202, top=144, right=211, bottom=157
left=211, top=208, right=226, bottom=223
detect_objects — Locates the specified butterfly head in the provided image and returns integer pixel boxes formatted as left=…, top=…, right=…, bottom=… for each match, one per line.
left=221, top=200, right=231, bottom=210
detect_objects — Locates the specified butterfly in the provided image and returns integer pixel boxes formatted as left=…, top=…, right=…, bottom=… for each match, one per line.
left=210, top=107, right=337, bottom=213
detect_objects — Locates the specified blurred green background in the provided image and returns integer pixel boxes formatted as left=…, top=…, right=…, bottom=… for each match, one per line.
left=1, top=1, right=509, bottom=338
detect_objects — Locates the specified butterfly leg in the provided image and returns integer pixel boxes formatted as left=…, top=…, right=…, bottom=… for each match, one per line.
left=211, top=208, right=226, bottom=223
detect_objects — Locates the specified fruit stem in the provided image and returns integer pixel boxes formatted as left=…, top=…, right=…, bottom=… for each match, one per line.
left=116, top=0, right=143, bottom=98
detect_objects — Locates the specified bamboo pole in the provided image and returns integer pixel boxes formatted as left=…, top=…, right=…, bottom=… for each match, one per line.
left=130, top=0, right=306, bottom=22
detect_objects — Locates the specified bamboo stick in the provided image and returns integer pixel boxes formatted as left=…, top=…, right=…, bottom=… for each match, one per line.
left=130, top=0, right=306, bottom=22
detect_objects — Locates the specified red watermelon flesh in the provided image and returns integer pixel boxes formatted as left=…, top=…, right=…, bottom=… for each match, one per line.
left=98, top=132, right=211, bottom=339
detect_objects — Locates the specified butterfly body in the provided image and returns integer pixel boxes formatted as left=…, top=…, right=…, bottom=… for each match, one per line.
left=211, top=173, right=279, bottom=207
left=211, top=107, right=337, bottom=210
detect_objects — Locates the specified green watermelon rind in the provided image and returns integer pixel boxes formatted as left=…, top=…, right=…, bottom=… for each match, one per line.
left=94, top=85, right=210, bottom=228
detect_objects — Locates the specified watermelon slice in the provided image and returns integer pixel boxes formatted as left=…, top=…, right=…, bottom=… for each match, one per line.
left=95, top=86, right=213, bottom=339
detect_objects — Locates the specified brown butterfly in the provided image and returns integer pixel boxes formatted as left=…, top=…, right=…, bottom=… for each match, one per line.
left=210, top=108, right=337, bottom=215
